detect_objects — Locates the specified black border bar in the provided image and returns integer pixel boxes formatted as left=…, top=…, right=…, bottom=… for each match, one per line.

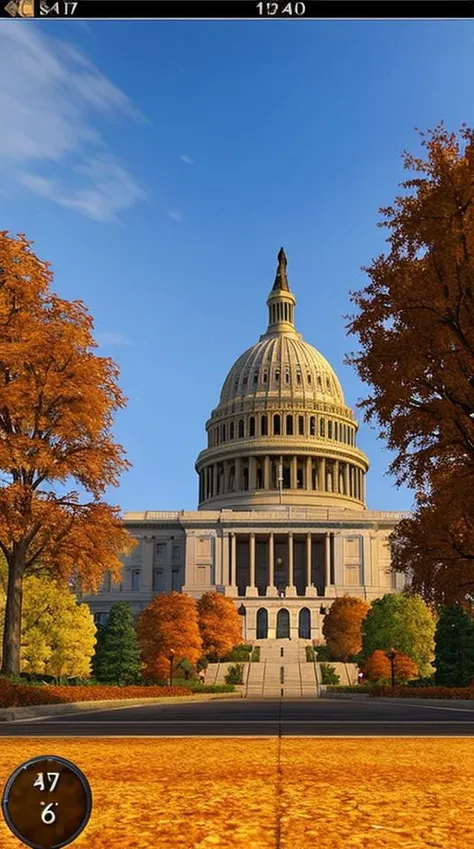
left=2, top=0, right=470, bottom=19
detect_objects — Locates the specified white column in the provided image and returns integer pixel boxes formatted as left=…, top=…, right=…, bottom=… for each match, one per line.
left=333, top=460, right=339, bottom=494
left=264, top=455, right=270, bottom=489
left=267, top=532, right=277, bottom=596
left=286, top=532, right=297, bottom=596
left=246, top=533, right=258, bottom=597
left=235, top=457, right=242, bottom=492
left=325, top=531, right=331, bottom=590
left=291, top=455, right=298, bottom=489
left=319, top=457, right=326, bottom=491
left=344, top=463, right=349, bottom=496
left=306, top=456, right=312, bottom=490
left=305, top=532, right=317, bottom=596
left=249, top=456, right=257, bottom=490
left=228, top=533, right=237, bottom=596
left=212, top=464, right=218, bottom=497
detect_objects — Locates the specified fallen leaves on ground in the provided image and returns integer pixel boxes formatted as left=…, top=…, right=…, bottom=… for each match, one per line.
left=0, top=738, right=472, bottom=848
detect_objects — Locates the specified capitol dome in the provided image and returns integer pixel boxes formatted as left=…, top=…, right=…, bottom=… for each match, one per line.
left=195, top=249, right=369, bottom=511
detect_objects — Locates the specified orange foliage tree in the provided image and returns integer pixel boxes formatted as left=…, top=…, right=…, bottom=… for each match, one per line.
left=346, top=125, right=474, bottom=605
left=0, top=232, right=133, bottom=675
left=197, top=592, right=243, bottom=659
left=363, top=649, right=418, bottom=684
left=137, top=592, right=203, bottom=681
left=322, top=595, right=370, bottom=661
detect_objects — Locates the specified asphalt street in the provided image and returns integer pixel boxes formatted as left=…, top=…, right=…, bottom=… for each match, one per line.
left=3, top=696, right=474, bottom=736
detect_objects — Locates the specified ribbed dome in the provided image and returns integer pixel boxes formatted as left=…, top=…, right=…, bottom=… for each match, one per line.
left=219, top=335, right=344, bottom=406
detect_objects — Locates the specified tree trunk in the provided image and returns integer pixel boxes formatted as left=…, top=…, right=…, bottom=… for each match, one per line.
left=1, top=555, right=25, bottom=676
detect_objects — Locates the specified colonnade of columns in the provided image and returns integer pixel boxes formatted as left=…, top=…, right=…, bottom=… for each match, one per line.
left=199, top=455, right=365, bottom=503
left=227, top=531, right=333, bottom=598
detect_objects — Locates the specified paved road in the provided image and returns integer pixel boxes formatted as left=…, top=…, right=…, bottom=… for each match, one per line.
left=3, top=697, right=474, bottom=736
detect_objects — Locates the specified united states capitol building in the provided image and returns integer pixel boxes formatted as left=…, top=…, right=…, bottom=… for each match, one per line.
left=85, top=249, right=408, bottom=641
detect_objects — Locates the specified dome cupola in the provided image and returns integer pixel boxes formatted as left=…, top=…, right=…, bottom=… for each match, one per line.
left=195, top=249, right=369, bottom=511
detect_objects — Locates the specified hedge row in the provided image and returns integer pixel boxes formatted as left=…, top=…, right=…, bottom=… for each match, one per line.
left=0, top=678, right=192, bottom=708
left=371, top=684, right=474, bottom=700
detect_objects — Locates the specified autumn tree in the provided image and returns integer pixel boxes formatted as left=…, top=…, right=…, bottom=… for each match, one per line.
left=0, top=566, right=96, bottom=682
left=137, top=592, right=202, bottom=681
left=321, top=595, right=370, bottom=661
left=0, top=232, right=133, bottom=675
left=363, top=649, right=418, bottom=684
left=93, top=601, right=141, bottom=685
left=434, top=604, right=474, bottom=687
left=197, top=592, right=243, bottom=660
left=360, top=592, right=435, bottom=676
left=346, top=125, right=474, bottom=604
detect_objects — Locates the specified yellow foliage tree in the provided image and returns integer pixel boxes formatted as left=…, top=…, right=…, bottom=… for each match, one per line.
left=137, top=592, right=202, bottom=681
left=197, top=592, right=243, bottom=659
left=0, top=232, right=134, bottom=675
left=0, top=567, right=96, bottom=681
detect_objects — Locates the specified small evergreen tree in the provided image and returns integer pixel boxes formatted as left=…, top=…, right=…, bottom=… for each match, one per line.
left=91, top=623, right=106, bottom=679
left=94, top=602, right=141, bottom=685
left=434, top=605, right=474, bottom=687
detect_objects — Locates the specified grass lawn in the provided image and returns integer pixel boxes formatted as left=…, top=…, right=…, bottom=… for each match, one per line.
left=0, top=738, right=472, bottom=848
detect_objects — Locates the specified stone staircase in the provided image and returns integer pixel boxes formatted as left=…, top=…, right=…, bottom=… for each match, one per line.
left=206, top=645, right=358, bottom=698
left=246, top=639, right=319, bottom=698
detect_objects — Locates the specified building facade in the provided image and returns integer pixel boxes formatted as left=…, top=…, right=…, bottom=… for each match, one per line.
left=84, top=249, right=408, bottom=640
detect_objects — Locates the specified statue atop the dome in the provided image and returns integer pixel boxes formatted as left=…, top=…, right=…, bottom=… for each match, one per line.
left=272, top=247, right=290, bottom=292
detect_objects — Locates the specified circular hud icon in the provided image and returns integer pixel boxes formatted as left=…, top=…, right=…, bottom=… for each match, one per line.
left=2, top=755, right=92, bottom=849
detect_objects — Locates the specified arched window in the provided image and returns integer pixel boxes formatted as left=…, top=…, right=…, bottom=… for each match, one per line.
left=249, top=416, right=255, bottom=437
left=285, top=370, right=290, bottom=383
left=257, top=608, right=268, bottom=640
left=298, top=607, right=311, bottom=639
left=296, top=371, right=301, bottom=384
left=230, top=422, right=235, bottom=440
left=275, top=370, right=280, bottom=382
left=221, top=424, right=226, bottom=442
left=261, top=415, right=268, bottom=435
left=307, top=374, right=312, bottom=384
left=298, top=415, right=304, bottom=435
left=238, top=419, right=244, bottom=438
left=310, top=416, right=315, bottom=436
left=286, top=414, right=293, bottom=435
left=263, top=370, right=268, bottom=383
left=320, top=419, right=325, bottom=437
left=328, top=421, right=332, bottom=439
left=242, top=374, right=248, bottom=386
left=253, top=372, right=258, bottom=384
left=334, top=422, right=338, bottom=441
left=273, top=414, right=281, bottom=435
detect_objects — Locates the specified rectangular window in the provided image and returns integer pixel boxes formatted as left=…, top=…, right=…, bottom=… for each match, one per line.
left=153, top=568, right=165, bottom=592
left=131, top=569, right=141, bottom=591
left=95, top=612, right=108, bottom=625
left=172, top=568, right=181, bottom=591
left=156, top=542, right=166, bottom=558
left=172, top=545, right=180, bottom=560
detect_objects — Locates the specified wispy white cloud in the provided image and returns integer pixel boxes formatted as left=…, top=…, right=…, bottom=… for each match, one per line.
left=179, top=154, right=193, bottom=164
left=0, top=23, right=146, bottom=221
left=95, top=331, right=135, bottom=347
left=167, top=209, right=183, bottom=222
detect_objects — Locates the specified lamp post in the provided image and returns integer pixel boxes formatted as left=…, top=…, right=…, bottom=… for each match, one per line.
left=387, top=648, right=397, bottom=689
left=168, top=648, right=175, bottom=686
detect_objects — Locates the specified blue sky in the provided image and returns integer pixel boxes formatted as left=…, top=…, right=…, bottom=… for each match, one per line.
left=0, top=20, right=471, bottom=513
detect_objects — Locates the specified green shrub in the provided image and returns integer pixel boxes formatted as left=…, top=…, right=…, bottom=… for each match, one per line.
left=320, top=663, right=340, bottom=685
left=189, top=684, right=235, bottom=693
left=315, top=644, right=331, bottom=661
left=251, top=647, right=260, bottom=662
left=305, top=646, right=315, bottom=662
left=225, top=663, right=244, bottom=685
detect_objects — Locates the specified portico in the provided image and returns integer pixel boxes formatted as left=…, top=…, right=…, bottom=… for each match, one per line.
left=227, top=530, right=333, bottom=598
